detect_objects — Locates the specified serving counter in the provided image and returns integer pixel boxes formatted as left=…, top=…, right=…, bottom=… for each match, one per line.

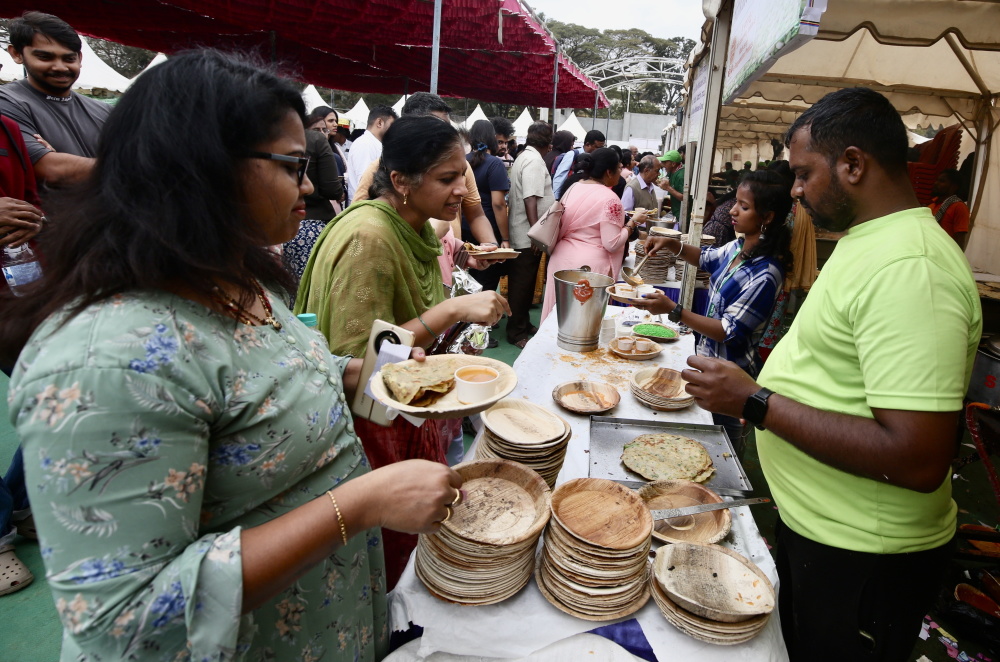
left=389, top=308, right=788, bottom=661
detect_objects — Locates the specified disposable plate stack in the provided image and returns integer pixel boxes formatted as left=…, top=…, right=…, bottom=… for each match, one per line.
left=474, top=399, right=571, bottom=488
left=536, top=478, right=653, bottom=621
left=630, top=367, right=695, bottom=412
left=633, top=241, right=673, bottom=283
left=649, top=542, right=774, bottom=645
left=415, top=459, right=551, bottom=605
left=681, top=233, right=716, bottom=284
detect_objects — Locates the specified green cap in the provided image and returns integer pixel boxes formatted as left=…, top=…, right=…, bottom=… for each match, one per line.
left=296, top=313, right=318, bottom=327
left=744, top=161, right=752, bottom=166
left=657, top=150, right=682, bottom=163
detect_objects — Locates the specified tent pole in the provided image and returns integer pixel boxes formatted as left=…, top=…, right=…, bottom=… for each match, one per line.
left=606, top=92, right=611, bottom=135
left=552, top=48, right=559, bottom=128
left=404, top=77, right=409, bottom=96
left=678, top=0, right=732, bottom=311
left=593, top=88, right=598, bottom=130
left=430, top=0, right=442, bottom=93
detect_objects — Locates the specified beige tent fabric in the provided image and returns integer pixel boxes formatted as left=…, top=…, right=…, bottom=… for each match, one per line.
left=786, top=204, right=817, bottom=292
left=692, top=0, right=1000, bottom=273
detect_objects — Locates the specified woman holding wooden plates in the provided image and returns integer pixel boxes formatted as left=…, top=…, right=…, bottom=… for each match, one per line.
left=296, top=114, right=510, bottom=588
left=633, top=169, right=793, bottom=455
left=2, top=50, right=464, bottom=662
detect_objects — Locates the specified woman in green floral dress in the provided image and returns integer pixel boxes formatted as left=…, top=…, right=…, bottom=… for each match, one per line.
left=1, top=51, right=462, bottom=662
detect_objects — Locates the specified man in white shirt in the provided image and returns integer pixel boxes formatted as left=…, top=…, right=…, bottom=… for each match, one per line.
left=506, top=121, right=554, bottom=347
left=345, top=104, right=396, bottom=200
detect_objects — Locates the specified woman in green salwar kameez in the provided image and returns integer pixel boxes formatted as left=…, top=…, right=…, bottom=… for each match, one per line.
left=296, top=116, right=510, bottom=587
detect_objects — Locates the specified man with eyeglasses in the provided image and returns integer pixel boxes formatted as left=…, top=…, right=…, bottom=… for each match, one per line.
left=0, top=12, right=111, bottom=189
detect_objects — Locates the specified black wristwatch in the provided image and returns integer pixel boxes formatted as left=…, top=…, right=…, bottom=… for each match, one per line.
left=742, top=387, right=774, bottom=430
left=668, top=304, right=684, bottom=323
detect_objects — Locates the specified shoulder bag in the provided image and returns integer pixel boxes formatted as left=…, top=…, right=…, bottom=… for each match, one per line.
left=527, top=183, right=577, bottom=254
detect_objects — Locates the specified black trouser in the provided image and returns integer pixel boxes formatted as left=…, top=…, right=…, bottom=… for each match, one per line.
left=775, top=516, right=953, bottom=662
left=470, top=260, right=510, bottom=294
left=506, top=247, right=542, bottom=343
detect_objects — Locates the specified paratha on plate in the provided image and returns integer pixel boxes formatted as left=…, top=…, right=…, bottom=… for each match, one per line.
left=621, top=433, right=714, bottom=482
left=381, top=359, right=457, bottom=407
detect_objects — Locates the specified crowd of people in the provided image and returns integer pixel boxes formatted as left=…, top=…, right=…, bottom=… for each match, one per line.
left=0, top=9, right=985, bottom=662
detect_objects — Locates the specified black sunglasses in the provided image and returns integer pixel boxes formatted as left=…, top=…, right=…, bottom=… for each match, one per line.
left=247, top=151, right=310, bottom=185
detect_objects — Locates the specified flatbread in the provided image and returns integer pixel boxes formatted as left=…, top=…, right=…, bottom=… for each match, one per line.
left=381, top=359, right=457, bottom=407
left=621, top=434, right=714, bottom=482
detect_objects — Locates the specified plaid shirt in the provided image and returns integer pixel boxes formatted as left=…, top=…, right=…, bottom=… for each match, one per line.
left=696, top=238, right=784, bottom=377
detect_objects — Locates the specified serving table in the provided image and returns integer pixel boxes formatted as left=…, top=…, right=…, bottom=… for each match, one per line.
left=389, top=308, right=788, bottom=661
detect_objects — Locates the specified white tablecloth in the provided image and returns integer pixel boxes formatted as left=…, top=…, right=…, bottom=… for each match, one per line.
left=390, top=308, right=789, bottom=662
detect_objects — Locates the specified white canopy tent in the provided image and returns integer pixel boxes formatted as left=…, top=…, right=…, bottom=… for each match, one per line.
left=462, top=104, right=489, bottom=129
left=693, top=0, right=1000, bottom=273
left=129, top=52, right=167, bottom=84
left=343, top=97, right=371, bottom=130
left=0, top=47, right=24, bottom=82
left=301, top=85, right=328, bottom=115
left=392, top=95, right=406, bottom=117
left=512, top=107, right=534, bottom=140
left=558, top=112, right=588, bottom=142
left=75, top=38, right=131, bottom=94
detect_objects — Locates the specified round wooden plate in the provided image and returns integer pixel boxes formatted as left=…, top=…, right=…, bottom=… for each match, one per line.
left=481, top=399, right=567, bottom=444
left=653, top=542, right=775, bottom=623
left=638, top=480, right=731, bottom=544
left=370, top=355, right=517, bottom=419
left=552, top=381, right=620, bottom=414
left=607, top=284, right=660, bottom=305
left=550, top=478, right=653, bottom=551
left=466, top=247, right=520, bottom=259
left=445, top=459, right=551, bottom=546
left=608, top=337, right=662, bottom=361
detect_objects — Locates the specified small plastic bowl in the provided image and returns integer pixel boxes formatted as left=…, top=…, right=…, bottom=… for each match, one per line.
left=455, top=366, right=500, bottom=404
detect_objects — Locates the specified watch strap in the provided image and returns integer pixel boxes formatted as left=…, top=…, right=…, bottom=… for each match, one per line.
left=668, top=304, right=684, bottom=323
left=742, top=387, right=774, bottom=430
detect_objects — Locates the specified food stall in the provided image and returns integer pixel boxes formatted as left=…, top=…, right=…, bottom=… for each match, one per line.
left=386, top=302, right=787, bottom=661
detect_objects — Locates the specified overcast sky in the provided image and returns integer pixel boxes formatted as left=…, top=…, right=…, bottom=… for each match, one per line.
left=524, top=0, right=705, bottom=43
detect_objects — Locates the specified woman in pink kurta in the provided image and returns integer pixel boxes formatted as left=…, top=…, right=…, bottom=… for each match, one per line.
left=542, top=148, right=642, bottom=319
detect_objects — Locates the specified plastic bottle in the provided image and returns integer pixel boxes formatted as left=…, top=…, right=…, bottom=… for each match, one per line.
left=296, top=313, right=327, bottom=340
left=1, top=243, right=43, bottom=296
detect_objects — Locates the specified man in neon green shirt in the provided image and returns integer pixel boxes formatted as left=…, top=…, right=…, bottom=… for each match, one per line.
left=681, top=88, right=981, bottom=661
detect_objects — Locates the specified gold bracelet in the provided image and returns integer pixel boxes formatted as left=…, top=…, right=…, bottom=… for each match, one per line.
left=327, top=491, right=349, bottom=547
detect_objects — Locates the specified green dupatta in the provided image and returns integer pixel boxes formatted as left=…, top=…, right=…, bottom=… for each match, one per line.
left=294, top=200, right=445, bottom=357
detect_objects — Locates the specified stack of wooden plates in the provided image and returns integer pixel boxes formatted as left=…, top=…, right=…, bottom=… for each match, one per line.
left=474, top=400, right=571, bottom=488
left=415, top=459, right=551, bottom=605
left=536, top=478, right=653, bottom=621
left=649, top=543, right=774, bottom=645
left=681, top=234, right=716, bottom=285
left=633, top=241, right=673, bottom=283
left=630, top=367, right=695, bottom=412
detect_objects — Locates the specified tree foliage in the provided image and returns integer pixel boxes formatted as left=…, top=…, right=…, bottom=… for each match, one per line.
left=543, top=17, right=694, bottom=119
left=87, top=38, right=156, bottom=78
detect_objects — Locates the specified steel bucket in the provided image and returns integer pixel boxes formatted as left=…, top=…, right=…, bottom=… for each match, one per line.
left=554, top=268, right=613, bottom=352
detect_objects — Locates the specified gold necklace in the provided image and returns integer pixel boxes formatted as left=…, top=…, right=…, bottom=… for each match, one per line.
left=212, top=280, right=282, bottom=331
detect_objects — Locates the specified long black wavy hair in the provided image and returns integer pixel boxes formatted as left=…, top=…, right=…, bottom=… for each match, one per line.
left=0, top=49, right=305, bottom=363
left=739, top=168, right=794, bottom=273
